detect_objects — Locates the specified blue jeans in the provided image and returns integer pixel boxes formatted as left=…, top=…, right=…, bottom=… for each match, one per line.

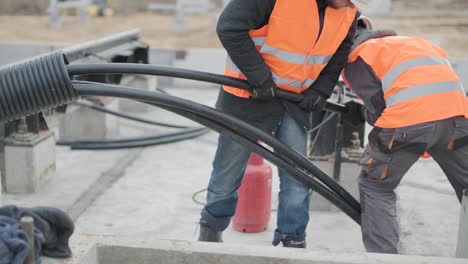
left=202, top=112, right=309, bottom=241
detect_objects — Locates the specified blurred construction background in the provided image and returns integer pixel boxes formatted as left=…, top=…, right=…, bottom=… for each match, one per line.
left=0, top=0, right=466, bottom=56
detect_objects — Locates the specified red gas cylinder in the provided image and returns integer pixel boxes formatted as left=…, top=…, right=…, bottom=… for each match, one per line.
left=232, top=153, right=272, bottom=233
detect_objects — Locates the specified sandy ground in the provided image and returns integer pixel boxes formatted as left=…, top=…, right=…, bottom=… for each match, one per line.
left=0, top=0, right=467, bottom=56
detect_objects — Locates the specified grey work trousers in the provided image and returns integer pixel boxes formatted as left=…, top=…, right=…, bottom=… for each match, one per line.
left=359, top=116, right=468, bottom=254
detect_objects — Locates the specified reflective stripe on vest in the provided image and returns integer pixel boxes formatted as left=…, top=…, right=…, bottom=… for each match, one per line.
left=260, top=44, right=333, bottom=66
left=381, top=55, right=465, bottom=106
left=225, top=57, right=315, bottom=89
left=382, top=56, right=452, bottom=92
left=252, top=37, right=265, bottom=46
left=386, top=81, right=465, bottom=107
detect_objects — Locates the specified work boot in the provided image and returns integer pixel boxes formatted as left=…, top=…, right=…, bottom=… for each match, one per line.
left=272, top=231, right=306, bottom=248
left=198, top=220, right=223, bottom=243
left=281, top=237, right=307, bottom=248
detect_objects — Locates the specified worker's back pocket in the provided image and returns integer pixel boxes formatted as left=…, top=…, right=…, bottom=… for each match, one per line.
left=391, top=123, right=435, bottom=155
left=452, top=118, right=468, bottom=150
left=359, top=145, right=392, bottom=181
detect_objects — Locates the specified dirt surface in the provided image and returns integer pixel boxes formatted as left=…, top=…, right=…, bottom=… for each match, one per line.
left=0, top=0, right=467, bottom=57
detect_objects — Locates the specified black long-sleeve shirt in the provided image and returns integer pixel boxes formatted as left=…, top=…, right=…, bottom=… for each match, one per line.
left=217, top=0, right=357, bottom=97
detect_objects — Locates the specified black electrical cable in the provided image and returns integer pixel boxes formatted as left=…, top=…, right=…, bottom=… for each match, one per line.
left=67, top=67, right=359, bottom=212
left=73, top=81, right=361, bottom=222
left=308, top=112, right=337, bottom=134
left=150, top=99, right=362, bottom=224
left=193, top=112, right=331, bottom=207
left=57, top=127, right=209, bottom=150
left=56, top=99, right=200, bottom=150
left=66, top=63, right=348, bottom=114
left=76, top=101, right=190, bottom=129
left=192, top=188, right=208, bottom=206
left=0, top=52, right=360, bottom=224
left=74, top=80, right=360, bottom=214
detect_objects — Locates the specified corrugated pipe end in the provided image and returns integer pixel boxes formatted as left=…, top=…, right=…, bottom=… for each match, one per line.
left=0, top=51, right=78, bottom=123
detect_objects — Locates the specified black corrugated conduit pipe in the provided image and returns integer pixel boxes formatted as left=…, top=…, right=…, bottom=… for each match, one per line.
left=0, top=51, right=360, bottom=223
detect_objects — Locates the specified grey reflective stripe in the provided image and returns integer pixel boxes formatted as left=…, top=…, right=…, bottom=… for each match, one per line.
left=382, top=56, right=452, bottom=92
left=260, top=44, right=306, bottom=64
left=225, top=57, right=241, bottom=73
left=304, top=78, right=315, bottom=87
left=306, top=54, right=333, bottom=65
left=272, top=73, right=314, bottom=89
left=252, top=37, right=265, bottom=46
left=225, top=57, right=313, bottom=89
left=260, top=43, right=333, bottom=66
left=386, top=81, right=464, bottom=107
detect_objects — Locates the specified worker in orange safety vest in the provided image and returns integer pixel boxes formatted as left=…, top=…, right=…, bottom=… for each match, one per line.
left=342, top=18, right=468, bottom=254
left=198, top=0, right=359, bottom=248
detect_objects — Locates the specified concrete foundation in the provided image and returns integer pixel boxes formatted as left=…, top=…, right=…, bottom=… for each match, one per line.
left=118, top=75, right=158, bottom=113
left=4, top=131, right=56, bottom=193
left=80, top=240, right=468, bottom=264
left=310, top=161, right=360, bottom=211
left=59, top=100, right=119, bottom=141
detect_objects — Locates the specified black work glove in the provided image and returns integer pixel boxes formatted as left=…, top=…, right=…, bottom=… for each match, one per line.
left=298, top=89, right=327, bottom=112
left=342, top=101, right=366, bottom=127
left=251, top=76, right=276, bottom=101
left=363, top=107, right=380, bottom=126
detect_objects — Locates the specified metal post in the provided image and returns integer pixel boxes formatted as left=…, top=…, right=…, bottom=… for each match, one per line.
left=456, top=189, right=468, bottom=258
left=79, top=0, right=90, bottom=23
left=48, top=0, right=61, bottom=29
left=333, top=114, right=344, bottom=182
left=21, top=216, right=35, bottom=264
left=175, top=0, right=185, bottom=32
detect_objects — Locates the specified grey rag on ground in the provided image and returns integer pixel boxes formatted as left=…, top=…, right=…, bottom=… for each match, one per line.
left=0, top=215, right=44, bottom=264
left=0, top=206, right=74, bottom=258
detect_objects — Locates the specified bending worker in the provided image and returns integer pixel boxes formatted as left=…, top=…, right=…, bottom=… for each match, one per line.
left=198, top=0, right=359, bottom=248
left=342, top=20, right=468, bottom=254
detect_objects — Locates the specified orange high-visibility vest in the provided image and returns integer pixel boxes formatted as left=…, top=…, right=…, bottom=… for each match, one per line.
left=347, top=36, right=468, bottom=128
left=223, top=0, right=357, bottom=98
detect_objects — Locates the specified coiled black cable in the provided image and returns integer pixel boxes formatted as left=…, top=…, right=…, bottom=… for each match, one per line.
left=0, top=52, right=77, bottom=122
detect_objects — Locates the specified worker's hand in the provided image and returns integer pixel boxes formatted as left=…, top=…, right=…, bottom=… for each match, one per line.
left=342, top=101, right=366, bottom=127
left=251, top=76, right=276, bottom=101
left=298, top=89, right=327, bottom=112
left=362, top=107, right=380, bottom=126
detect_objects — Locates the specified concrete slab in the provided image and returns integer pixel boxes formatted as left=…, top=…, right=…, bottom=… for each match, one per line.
left=80, top=239, right=468, bottom=264
left=4, top=131, right=56, bottom=193
left=309, top=161, right=360, bottom=211
left=59, top=100, right=120, bottom=141
left=0, top=146, right=135, bottom=213
left=118, top=75, right=159, bottom=113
